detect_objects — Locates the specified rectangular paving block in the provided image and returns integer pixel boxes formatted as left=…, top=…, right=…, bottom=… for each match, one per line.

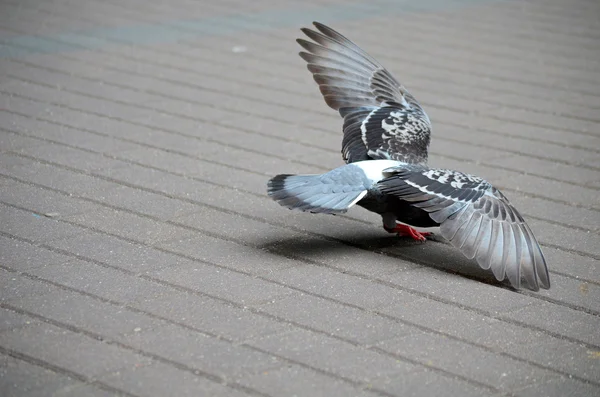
left=47, top=231, right=197, bottom=274
left=0, top=354, right=83, bottom=397
left=246, top=328, right=420, bottom=384
left=0, top=322, right=151, bottom=379
left=64, top=207, right=195, bottom=245
left=500, top=302, right=600, bottom=346
left=0, top=177, right=96, bottom=219
left=238, top=364, right=384, bottom=397
left=0, top=203, right=82, bottom=244
left=254, top=293, right=414, bottom=345
left=26, top=259, right=170, bottom=304
left=97, top=360, right=253, bottom=397
left=120, top=322, right=282, bottom=379
left=146, top=258, right=295, bottom=306
left=377, top=331, right=557, bottom=391
left=0, top=234, right=72, bottom=271
left=132, top=288, right=290, bottom=342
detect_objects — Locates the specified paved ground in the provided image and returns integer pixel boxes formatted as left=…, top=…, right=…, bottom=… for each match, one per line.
left=0, top=0, right=599, bottom=396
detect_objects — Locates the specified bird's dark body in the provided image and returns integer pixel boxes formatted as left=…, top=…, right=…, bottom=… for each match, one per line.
left=357, top=193, right=439, bottom=228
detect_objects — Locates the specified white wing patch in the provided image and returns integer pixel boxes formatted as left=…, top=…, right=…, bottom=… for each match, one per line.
left=422, top=169, right=486, bottom=190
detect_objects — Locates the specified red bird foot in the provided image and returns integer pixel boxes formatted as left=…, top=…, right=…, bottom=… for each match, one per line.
left=384, top=224, right=431, bottom=242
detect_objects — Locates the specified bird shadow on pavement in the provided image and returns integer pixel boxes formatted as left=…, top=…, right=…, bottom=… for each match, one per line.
left=256, top=228, right=504, bottom=288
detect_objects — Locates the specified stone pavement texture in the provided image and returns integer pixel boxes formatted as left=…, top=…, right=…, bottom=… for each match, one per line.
left=0, top=0, right=599, bottom=396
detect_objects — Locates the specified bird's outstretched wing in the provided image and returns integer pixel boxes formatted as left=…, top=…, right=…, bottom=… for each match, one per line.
left=298, top=22, right=431, bottom=164
left=378, top=167, right=550, bottom=291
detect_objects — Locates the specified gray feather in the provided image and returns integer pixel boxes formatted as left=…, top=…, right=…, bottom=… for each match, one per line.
left=267, top=164, right=370, bottom=214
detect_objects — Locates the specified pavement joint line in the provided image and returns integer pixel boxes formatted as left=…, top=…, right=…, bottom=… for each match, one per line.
left=4, top=8, right=600, bottom=122
left=11, top=33, right=600, bottom=130
left=4, top=82, right=600, bottom=195
left=163, top=18, right=600, bottom=99
left=3, top=149, right=600, bottom=286
left=0, top=263, right=384, bottom=394
left=3, top=147, right=600, bottom=283
left=0, top=258, right=496, bottom=396
left=2, top=238, right=597, bottom=391
left=3, top=187, right=600, bottom=353
left=33, top=0, right=600, bottom=41
left=4, top=0, right=600, bottom=93
left=4, top=15, right=600, bottom=120
left=4, top=26, right=600, bottom=129
left=5, top=56, right=600, bottom=156
left=0, top=345, right=141, bottom=397
left=3, top=120, right=600, bottom=235
left=0, top=0, right=506, bottom=58
left=0, top=303, right=274, bottom=397
left=4, top=30, right=597, bottom=143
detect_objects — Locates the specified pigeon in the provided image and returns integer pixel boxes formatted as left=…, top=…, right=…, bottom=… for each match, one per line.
left=267, top=22, right=550, bottom=291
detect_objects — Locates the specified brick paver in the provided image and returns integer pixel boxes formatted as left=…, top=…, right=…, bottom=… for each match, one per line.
left=1, top=0, right=599, bottom=396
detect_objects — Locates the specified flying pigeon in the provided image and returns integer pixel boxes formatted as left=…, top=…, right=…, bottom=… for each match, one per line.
left=267, top=22, right=550, bottom=291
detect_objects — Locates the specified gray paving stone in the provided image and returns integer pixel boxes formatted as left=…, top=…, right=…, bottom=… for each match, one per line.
left=84, top=183, right=201, bottom=222
left=377, top=331, right=557, bottom=391
left=0, top=307, right=36, bottom=333
left=1, top=271, right=56, bottom=303
left=120, top=322, right=281, bottom=379
left=254, top=293, right=414, bottom=345
left=0, top=354, right=82, bottom=397
left=266, top=264, right=421, bottom=310
left=381, top=266, right=540, bottom=314
left=0, top=131, right=47, bottom=153
left=528, top=218, right=600, bottom=257
left=371, top=368, right=498, bottom=397
left=513, top=375, right=600, bottom=397
left=502, top=334, right=600, bottom=383
left=47, top=231, right=196, bottom=274
left=0, top=177, right=96, bottom=219
left=238, top=364, right=383, bottom=397
left=500, top=302, right=600, bottom=347
left=64, top=207, right=195, bottom=245
left=98, top=360, right=253, bottom=397
left=49, top=383, right=118, bottom=397
left=1, top=157, right=121, bottom=198
left=0, top=203, right=82, bottom=243
left=146, top=258, right=294, bottom=306
left=506, top=192, right=600, bottom=233
left=377, top=297, right=501, bottom=339
left=114, top=146, right=270, bottom=195
left=156, top=234, right=301, bottom=275
left=132, top=289, right=290, bottom=342
left=535, top=273, right=600, bottom=314
left=0, top=234, right=72, bottom=271
left=247, top=328, right=420, bottom=383
left=27, top=259, right=169, bottom=304
left=0, top=322, right=152, bottom=379
left=11, top=283, right=166, bottom=338
left=11, top=143, right=128, bottom=173
left=1, top=110, right=139, bottom=154
left=169, top=205, right=419, bottom=276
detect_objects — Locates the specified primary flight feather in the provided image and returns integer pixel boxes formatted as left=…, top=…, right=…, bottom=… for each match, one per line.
left=267, top=22, right=550, bottom=291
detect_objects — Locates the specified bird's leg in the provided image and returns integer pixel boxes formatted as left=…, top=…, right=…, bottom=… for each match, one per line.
left=383, top=224, right=430, bottom=242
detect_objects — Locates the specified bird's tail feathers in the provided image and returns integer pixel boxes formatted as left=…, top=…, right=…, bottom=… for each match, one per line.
left=267, top=173, right=367, bottom=214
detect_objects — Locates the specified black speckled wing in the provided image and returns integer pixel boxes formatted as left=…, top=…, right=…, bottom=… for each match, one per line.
left=378, top=167, right=550, bottom=291
left=298, top=22, right=431, bottom=164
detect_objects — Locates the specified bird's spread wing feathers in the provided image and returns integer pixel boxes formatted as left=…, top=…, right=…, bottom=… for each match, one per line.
left=378, top=167, right=550, bottom=291
left=298, top=22, right=431, bottom=164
